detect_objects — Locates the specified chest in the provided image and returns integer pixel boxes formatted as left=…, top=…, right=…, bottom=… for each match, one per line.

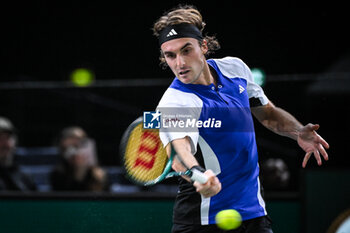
left=194, top=77, right=253, bottom=133
left=198, top=77, right=249, bottom=108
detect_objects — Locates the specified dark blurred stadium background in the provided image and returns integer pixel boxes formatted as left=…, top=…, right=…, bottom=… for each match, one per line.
left=1, top=2, right=350, bottom=233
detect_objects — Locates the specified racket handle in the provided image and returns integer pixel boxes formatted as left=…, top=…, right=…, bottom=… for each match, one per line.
left=191, top=169, right=209, bottom=184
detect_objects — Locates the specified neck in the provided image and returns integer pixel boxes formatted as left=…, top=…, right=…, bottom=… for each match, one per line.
left=193, top=61, right=217, bottom=86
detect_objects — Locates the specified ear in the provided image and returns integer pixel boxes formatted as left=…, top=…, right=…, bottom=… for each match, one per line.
left=200, top=39, right=208, bottom=55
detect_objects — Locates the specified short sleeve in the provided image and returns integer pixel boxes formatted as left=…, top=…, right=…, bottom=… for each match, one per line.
left=156, top=88, right=203, bottom=155
left=241, top=60, right=269, bottom=106
left=213, top=57, right=269, bottom=106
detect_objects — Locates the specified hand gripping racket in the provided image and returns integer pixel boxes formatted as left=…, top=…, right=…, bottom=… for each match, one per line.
left=120, top=117, right=208, bottom=186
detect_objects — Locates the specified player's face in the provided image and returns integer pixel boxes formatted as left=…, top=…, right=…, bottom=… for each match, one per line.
left=161, top=38, right=208, bottom=84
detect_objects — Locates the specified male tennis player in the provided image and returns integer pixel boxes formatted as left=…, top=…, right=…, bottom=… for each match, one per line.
left=153, top=5, right=329, bottom=233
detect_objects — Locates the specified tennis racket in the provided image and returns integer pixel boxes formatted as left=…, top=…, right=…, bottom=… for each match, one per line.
left=120, top=117, right=208, bottom=186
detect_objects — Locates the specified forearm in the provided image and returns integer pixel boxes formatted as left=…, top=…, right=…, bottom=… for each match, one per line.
left=167, top=138, right=221, bottom=197
left=166, top=136, right=199, bottom=172
left=165, top=137, right=201, bottom=183
left=166, top=137, right=221, bottom=196
left=252, top=102, right=303, bottom=141
left=252, top=101, right=330, bottom=168
left=263, top=107, right=303, bottom=140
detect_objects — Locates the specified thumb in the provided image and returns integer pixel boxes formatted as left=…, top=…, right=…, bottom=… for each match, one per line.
left=306, top=123, right=319, bottom=131
left=312, top=124, right=320, bottom=131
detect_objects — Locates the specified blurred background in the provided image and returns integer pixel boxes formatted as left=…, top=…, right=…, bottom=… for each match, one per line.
left=1, top=2, right=350, bottom=233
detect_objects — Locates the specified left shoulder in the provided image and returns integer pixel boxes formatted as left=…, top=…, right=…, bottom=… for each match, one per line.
left=211, top=57, right=269, bottom=106
left=212, top=56, right=247, bottom=68
left=211, top=57, right=253, bottom=82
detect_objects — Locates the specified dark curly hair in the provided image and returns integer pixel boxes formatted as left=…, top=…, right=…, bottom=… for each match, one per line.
left=152, top=5, right=220, bottom=68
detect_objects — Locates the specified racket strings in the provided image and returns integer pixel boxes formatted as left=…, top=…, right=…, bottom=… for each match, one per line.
left=124, top=124, right=168, bottom=184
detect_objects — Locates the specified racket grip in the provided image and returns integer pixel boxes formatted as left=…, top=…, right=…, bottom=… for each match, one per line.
left=191, top=169, right=209, bottom=184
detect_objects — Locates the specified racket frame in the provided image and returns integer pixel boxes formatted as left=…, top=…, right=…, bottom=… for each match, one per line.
left=120, top=117, right=207, bottom=186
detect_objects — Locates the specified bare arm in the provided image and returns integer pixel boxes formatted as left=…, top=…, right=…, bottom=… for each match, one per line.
left=165, top=137, right=198, bottom=172
left=166, top=137, right=221, bottom=197
left=251, top=101, right=303, bottom=140
left=251, top=101, right=329, bottom=167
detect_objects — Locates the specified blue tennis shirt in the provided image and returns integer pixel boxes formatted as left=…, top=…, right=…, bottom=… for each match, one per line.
left=157, top=57, right=269, bottom=225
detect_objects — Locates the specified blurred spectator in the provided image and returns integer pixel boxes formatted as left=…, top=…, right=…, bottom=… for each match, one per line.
left=0, top=116, right=37, bottom=191
left=260, top=158, right=290, bottom=191
left=50, top=126, right=109, bottom=192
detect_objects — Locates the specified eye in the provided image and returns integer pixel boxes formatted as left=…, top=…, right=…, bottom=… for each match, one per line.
left=182, top=48, right=191, bottom=55
left=165, top=53, right=176, bottom=59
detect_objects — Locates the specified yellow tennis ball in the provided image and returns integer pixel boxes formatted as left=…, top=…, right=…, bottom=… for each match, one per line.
left=70, top=68, right=94, bottom=87
left=215, top=209, right=242, bottom=230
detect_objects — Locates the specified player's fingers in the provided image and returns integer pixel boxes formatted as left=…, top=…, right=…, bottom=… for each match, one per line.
left=318, top=135, right=330, bottom=149
left=195, top=179, right=211, bottom=192
left=196, top=184, right=211, bottom=195
left=302, top=152, right=312, bottom=168
left=317, top=144, right=328, bottom=161
left=313, top=149, right=322, bottom=166
left=200, top=179, right=221, bottom=198
left=305, top=123, right=318, bottom=131
left=209, top=177, right=221, bottom=193
left=204, top=169, right=215, bottom=178
left=203, top=170, right=216, bottom=185
left=214, top=178, right=222, bottom=194
left=196, top=175, right=221, bottom=197
left=310, top=124, right=320, bottom=131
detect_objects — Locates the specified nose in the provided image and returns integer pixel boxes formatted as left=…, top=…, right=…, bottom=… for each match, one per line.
left=176, top=55, right=185, bottom=68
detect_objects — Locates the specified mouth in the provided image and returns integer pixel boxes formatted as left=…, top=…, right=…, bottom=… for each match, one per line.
left=178, top=70, right=190, bottom=76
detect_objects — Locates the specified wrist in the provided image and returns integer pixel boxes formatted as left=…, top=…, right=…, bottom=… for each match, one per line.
left=292, top=129, right=301, bottom=141
left=190, top=165, right=206, bottom=173
left=294, top=125, right=305, bottom=140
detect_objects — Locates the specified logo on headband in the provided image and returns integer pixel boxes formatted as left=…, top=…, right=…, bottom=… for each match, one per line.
left=158, top=23, right=203, bottom=46
left=166, top=29, right=178, bottom=37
